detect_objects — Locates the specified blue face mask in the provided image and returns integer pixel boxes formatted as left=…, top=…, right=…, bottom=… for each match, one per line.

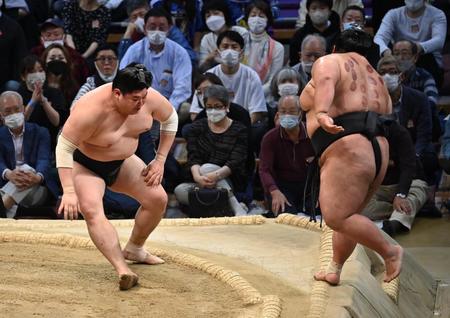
left=279, top=114, right=299, bottom=129
left=343, top=22, right=362, bottom=31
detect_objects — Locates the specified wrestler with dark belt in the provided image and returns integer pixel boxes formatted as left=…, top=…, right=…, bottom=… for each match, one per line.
left=55, top=64, right=178, bottom=290
left=300, top=29, right=403, bottom=285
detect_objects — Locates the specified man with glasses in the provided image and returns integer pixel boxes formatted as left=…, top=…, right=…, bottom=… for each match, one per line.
left=259, top=95, right=315, bottom=217
left=31, top=18, right=89, bottom=86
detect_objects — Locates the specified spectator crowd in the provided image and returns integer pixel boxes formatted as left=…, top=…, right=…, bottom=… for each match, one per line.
left=0, top=0, right=448, bottom=237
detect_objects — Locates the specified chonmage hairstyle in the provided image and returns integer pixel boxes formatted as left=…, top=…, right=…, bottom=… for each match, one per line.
left=334, top=28, right=373, bottom=56
left=112, top=63, right=152, bottom=94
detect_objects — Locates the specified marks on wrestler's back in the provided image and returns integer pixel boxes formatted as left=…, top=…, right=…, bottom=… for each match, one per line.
left=345, top=59, right=358, bottom=92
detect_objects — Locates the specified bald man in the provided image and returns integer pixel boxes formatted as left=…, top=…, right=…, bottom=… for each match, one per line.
left=300, top=29, right=402, bottom=285
left=56, top=65, right=178, bottom=290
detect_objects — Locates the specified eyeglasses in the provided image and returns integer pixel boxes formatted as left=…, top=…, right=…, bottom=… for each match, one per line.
left=205, top=104, right=226, bottom=110
left=95, top=56, right=117, bottom=63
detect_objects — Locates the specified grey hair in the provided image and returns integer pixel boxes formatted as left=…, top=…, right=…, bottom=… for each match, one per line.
left=278, top=94, right=300, bottom=109
left=301, top=34, right=326, bottom=52
left=376, top=55, right=399, bottom=72
left=270, top=67, right=303, bottom=98
left=204, top=84, right=230, bottom=106
left=0, top=91, right=23, bottom=111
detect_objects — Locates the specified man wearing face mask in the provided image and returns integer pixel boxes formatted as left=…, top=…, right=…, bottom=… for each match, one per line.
left=259, top=95, right=315, bottom=217
left=292, top=34, right=327, bottom=88
left=120, top=7, right=191, bottom=117
left=0, top=0, right=27, bottom=92
left=374, top=0, right=447, bottom=87
left=118, top=0, right=197, bottom=65
left=289, top=0, right=341, bottom=66
left=0, top=91, right=57, bottom=218
left=30, top=18, right=89, bottom=86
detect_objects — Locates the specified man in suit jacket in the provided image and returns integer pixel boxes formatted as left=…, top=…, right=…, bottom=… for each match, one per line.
left=0, top=91, right=55, bottom=218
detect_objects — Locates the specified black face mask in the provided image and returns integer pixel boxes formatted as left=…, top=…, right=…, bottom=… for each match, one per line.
left=46, top=60, right=68, bottom=76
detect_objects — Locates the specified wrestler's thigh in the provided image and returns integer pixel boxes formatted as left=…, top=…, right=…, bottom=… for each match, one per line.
left=109, top=155, right=167, bottom=206
left=72, top=162, right=106, bottom=215
left=319, top=138, right=378, bottom=219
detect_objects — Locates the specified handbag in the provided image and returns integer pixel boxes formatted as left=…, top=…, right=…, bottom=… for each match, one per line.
left=187, top=187, right=233, bottom=218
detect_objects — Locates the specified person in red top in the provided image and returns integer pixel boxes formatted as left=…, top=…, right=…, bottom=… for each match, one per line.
left=259, top=95, right=315, bottom=216
left=30, top=18, right=89, bottom=87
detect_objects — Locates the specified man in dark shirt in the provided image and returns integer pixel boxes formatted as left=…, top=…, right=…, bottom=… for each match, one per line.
left=0, top=6, right=27, bottom=92
left=362, top=120, right=428, bottom=236
left=259, top=95, right=315, bottom=216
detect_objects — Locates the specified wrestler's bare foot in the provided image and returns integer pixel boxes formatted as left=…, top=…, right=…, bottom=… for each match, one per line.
left=384, top=245, right=403, bottom=282
left=123, top=248, right=165, bottom=265
left=313, top=270, right=340, bottom=286
left=119, top=272, right=139, bottom=290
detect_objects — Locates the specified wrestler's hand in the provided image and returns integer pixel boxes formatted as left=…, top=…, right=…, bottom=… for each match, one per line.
left=142, top=159, right=164, bottom=187
left=270, top=189, right=292, bottom=216
left=393, top=197, right=411, bottom=215
left=317, top=114, right=344, bottom=134
left=58, top=192, right=80, bottom=220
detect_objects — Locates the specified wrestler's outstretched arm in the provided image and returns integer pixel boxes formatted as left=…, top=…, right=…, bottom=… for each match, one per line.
left=312, top=57, right=344, bottom=134
left=142, top=93, right=178, bottom=187
left=55, top=100, right=99, bottom=220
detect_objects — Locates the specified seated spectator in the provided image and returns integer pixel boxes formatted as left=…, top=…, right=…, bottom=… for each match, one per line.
left=296, top=0, right=363, bottom=29
left=174, top=85, right=249, bottom=216
left=374, top=0, right=447, bottom=87
left=362, top=120, right=428, bottom=237
left=41, top=43, right=80, bottom=104
left=244, top=0, right=284, bottom=95
left=289, top=0, right=341, bottom=66
left=0, top=91, right=57, bottom=218
left=152, top=0, right=204, bottom=49
left=392, top=39, right=441, bottom=140
left=73, top=44, right=119, bottom=104
left=30, top=18, right=89, bottom=86
left=268, top=67, right=303, bottom=110
left=259, top=95, right=315, bottom=217
left=61, top=0, right=111, bottom=59
left=377, top=55, right=438, bottom=185
left=198, top=0, right=249, bottom=73
left=292, top=34, right=326, bottom=88
left=117, top=0, right=197, bottom=65
left=0, top=5, right=27, bottom=92
left=120, top=7, right=192, bottom=115
left=18, top=55, right=67, bottom=150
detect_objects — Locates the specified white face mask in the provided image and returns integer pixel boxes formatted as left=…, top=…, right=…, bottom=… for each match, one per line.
left=206, top=109, right=227, bottom=123
left=309, top=9, right=329, bottom=25
left=147, top=30, right=166, bottom=45
left=382, top=74, right=400, bottom=92
left=4, top=113, right=24, bottom=129
left=26, top=72, right=46, bottom=89
left=220, top=49, right=240, bottom=67
left=248, top=16, right=267, bottom=34
left=398, top=59, right=415, bottom=73
left=134, top=17, right=145, bottom=34
left=278, top=83, right=299, bottom=96
left=404, top=0, right=425, bottom=12
left=301, top=61, right=313, bottom=74
left=342, top=21, right=362, bottom=31
left=94, top=63, right=118, bottom=83
left=43, top=39, right=64, bottom=48
left=279, top=114, right=299, bottom=129
left=206, top=15, right=226, bottom=32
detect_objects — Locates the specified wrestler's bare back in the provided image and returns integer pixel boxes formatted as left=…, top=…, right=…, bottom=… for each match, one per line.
left=63, top=84, right=170, bottom=161
left=300, top=53, right=392, bottom=138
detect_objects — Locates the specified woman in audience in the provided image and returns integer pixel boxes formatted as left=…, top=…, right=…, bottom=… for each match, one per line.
left=244, top=0, right=284, bottom=94
left=17, top=55, right=67, bottom=150
left=61, top=0, right=111, bottom=59
left=41, top=43, right=79, bottom=104
left=198, top=0, right=249, bottom=72
left=175, top=85, right=250, bottom=216
left=268, top=67, right=303, bottom=109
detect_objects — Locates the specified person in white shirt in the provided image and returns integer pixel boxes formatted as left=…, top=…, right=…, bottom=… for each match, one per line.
left=374, top=0, right=447, bottom=86
left=198, top=0, right=249, bottom=72
left=244, top=0, right=284, bottom=96
left=296, top=0, right=363, bottom=29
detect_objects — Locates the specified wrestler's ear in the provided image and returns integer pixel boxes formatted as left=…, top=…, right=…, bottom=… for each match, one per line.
left=112, top=88, right=122, bottom=99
